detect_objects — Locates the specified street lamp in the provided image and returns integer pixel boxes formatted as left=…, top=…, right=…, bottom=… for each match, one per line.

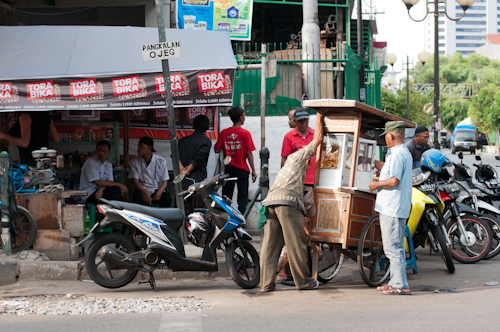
left=387, top=51, right=429, bottom=121
left=401, top=0, right=476, bottom=148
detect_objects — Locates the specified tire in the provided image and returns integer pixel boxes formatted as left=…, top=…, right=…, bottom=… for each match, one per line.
left=480, top=214, right=500, bottom=259
left=226, top=239, right=260, bottom=289
left=357, top=214, right=390, bottom=287
left=430, top=223, right=455, bottom=272
left=0, top=206, right=37, bottom=253
left=85, top=233, right=138, bottom=289
left=316, top=243, right=344, bottom=284
left=445, top=215, right=492, bottom=264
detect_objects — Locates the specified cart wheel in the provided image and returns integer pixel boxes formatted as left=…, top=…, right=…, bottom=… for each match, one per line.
left=316, top=243, right=344, bottom=284
left=357, top=214, right=390, bottom=287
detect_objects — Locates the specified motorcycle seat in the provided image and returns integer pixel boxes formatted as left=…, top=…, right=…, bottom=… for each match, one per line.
left=108, top=201, right=185, bottom=224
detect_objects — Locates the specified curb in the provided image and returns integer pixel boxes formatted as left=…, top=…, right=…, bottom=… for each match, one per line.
left=480, top=151, right=498, bottom=159
left=0, top=258, right=17, bottom=286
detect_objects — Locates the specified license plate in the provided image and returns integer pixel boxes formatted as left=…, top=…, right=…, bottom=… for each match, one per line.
left=420, top=183, right=435, bottom=192
left=444, top=183, right=459, bottom=193
left=486, top=180, right=500, bottom=188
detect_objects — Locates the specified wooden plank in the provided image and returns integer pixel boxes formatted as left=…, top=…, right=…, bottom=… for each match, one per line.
left=17, top=193, right=60, bottom=229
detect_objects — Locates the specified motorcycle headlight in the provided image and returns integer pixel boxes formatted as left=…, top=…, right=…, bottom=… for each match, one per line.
left=413, top=171, right=431, bottom=186
left=470, top=188, right=483, bottom=197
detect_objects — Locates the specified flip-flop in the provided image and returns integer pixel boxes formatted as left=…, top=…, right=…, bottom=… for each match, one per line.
left=377, top=285, right=392, bottom=291
left=301, top=279, right=319, bottom=290
left=276, top=273, right=288, bottom=282
left=383, top=288, right=411, bottom=295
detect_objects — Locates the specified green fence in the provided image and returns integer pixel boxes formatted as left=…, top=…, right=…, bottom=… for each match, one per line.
left=233, top=42, right=383, bottom=116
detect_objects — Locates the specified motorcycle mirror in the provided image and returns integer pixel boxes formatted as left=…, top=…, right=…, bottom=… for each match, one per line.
left=475, top=156, right=481, bottom=161
left=173, top=173, right=185, bottom=184
left=223, top=156, right=232, bottom=166
left=458, top=152, right=464, bottom=160
left=496, top=156, right=500, bottom=161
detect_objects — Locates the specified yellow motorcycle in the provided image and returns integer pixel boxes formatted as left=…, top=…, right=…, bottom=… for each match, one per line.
left=407, top=169, right=455, bottom=273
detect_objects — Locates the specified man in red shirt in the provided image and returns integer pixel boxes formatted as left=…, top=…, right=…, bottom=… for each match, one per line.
left=214, top=106, right=257, bottom=213
left=281, top=108, right=316, bottom=186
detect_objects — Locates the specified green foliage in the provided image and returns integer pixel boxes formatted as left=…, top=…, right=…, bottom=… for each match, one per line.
left=469, top=84, right=498, bottom=133
left=440, top=98, right=469, bottom=131
left=380, top=84, right=433, bottom=127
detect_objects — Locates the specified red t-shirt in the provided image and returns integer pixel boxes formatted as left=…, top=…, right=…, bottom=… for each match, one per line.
left=214, top=127, right=256, bottom=173
left=281, top=127, right=316, bottom=185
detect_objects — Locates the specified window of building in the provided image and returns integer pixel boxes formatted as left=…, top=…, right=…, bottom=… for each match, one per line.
left=439, top=43, right=445, bottom=47
left=456, top=36, right=486, bottom=40
left=456, top=43, right=485, bottom=47
left=458, top=14, right=486, bottom=18
left=439, top=36, right=445, bottom=39
left=456, top=28, right=486, bottom=32
left=439, top=28, right=445, bottom=32
left=458, top=51, right=474, bottom=56
left=456, top=21, right=486, bottom=25
left=457, top=5, right=486, bottom=10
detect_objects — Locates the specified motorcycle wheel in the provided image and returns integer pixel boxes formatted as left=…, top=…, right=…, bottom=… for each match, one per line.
left=85, top=234, right=138, bottom=289
left=316, top=243, right=344, bottom=284
left=0, top=206, right=37, bottom=253
left=430, top=224, right=455, bottom=272
left=357, top=214, right=390, bottom=287
left=226, top=239, right=260, bottom=289
left=446, top=215, right=492, bottom=264
left=479, top=214, right=500, bottom=260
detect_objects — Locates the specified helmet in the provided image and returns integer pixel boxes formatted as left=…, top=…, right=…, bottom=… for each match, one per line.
left=421, top=149, right=448, bottom=173
left=184, top=212, right=210, bottom=248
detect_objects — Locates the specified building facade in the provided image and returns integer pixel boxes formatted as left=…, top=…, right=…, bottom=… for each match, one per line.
left=423, top=0, right=498, bottom=57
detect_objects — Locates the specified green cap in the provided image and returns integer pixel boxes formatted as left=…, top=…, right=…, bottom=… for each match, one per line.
left=380, top=121, right=406, bottom=136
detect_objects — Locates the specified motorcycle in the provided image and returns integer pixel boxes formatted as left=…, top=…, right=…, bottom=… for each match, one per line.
left=79, top=171, right=260, bottom=291
left=451, top=152, right=500, bottom=259
left=435, top=168, right=493, bottom=263
left=408, top=169, right=455, bottom=273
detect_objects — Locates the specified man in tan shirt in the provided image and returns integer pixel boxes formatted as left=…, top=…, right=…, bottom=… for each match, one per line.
left=260, top=113, right=323, bottom=292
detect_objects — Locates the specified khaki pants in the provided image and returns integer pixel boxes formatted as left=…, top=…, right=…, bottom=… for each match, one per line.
left=260, top=205, right=310, bottom=291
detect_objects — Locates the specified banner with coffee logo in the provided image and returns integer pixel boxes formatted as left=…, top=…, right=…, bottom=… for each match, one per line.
left=0, top=69, right=234, bottom=112
left=177, top=0, right=253, bottom=41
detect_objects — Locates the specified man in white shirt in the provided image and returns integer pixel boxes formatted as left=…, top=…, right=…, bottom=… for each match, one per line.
left=128, top=136, right=172, bottom=207
left=80, top=140, right=128, bottom=205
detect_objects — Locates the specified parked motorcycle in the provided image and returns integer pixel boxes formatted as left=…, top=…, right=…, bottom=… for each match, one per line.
left=79, top=172, right=260, bottom=290
left=451, top=152, right=500, bottom=259
left=408, top=168, right=455, bottom=273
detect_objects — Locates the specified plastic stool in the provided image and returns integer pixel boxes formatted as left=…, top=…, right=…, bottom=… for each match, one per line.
left=404, top=225, right=418, bottom=274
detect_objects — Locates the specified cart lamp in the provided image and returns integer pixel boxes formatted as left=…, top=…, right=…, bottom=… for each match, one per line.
left=456, top=0, right=476, bottom=11
left=418, top=51, right=430, bottom=65
left=387, top=53, right=397, bottom=66
left=401, top=0, right=420, bottom=10
left=387, top=76, right=396, bottom=86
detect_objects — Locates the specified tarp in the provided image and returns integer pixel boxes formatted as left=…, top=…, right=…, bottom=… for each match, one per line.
left=0, top=26, right=237, bottom=111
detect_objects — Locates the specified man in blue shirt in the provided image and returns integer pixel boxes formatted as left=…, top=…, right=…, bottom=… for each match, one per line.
left=369, top=121, right=413, bottom=295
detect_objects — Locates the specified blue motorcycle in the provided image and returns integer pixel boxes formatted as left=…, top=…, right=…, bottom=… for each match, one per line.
left=80, top=172, right=260, bottom=290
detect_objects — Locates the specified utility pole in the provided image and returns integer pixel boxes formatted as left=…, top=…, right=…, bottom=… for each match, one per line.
left=302, top=0, right=320, bottom=100
left=154, top=0, right=185, bottom=213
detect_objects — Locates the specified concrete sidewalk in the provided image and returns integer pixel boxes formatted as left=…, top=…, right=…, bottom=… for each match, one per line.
left=0, top=232, right=263, bottom=286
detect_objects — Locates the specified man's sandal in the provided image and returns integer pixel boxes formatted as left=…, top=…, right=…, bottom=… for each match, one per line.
left=382, top=288, right=411, bottom=295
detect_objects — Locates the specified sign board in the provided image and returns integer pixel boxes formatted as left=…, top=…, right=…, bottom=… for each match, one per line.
left=142, top=41, right=182, bottom=62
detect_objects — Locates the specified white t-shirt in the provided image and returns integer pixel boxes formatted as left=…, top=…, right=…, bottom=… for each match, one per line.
left=128, top=154, right=169, bottom=195
left=79, top=155, right=114, bottom=201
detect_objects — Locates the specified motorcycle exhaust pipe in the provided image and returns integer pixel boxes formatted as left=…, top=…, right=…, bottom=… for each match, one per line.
left=100, top=245, right=139, bottom=269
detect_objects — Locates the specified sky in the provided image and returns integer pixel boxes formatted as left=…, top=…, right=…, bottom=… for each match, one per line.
left=367, top=0, right=428, bottom=78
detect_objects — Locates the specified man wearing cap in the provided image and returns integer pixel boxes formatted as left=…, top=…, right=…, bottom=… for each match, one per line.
left=406, top=125, right=431, bottom=168
left=369, top=121, right=413, bottom=295
left=129, top=136, right=172, bottom=207
left=281, top=108, right=316, bottom=186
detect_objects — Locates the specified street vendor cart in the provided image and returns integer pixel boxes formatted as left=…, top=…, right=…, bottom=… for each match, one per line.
left=303, top=99, right=416, bottom=287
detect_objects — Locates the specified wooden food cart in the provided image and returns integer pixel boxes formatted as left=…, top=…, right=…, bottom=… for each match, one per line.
left=303, top=99, right=416, bottom=286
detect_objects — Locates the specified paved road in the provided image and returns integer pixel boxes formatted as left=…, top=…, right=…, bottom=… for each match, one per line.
left=2, top=248, right=500, bottom=332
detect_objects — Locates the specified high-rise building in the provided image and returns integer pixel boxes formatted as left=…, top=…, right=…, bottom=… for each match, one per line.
left=423, top=0, right=497, bottom=57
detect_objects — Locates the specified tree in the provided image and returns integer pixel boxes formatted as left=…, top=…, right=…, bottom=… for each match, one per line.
left=381, top=84, right=433, bottom=127
left=440, top=98, right=469, bottom=131
left=468, top=84, right=497, bottom=134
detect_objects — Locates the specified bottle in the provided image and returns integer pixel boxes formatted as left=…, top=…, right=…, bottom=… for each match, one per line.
left=84, top=209, right=91, bottom=234
left=69, top=154, right=73, bottom=168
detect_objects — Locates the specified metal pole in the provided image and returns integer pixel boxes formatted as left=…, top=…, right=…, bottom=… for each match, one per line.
left=357, top=0, right=366, bottom=102
left=302, top=0, right=320, bottom=100
left=1, top=151, right=11, bottom=255
left=261, top=43, right=267, bottom=148
left=406, top=55, right=411, bottom=120
left=155, top=0, right=185, bottom=213
left=433, top=0, right=440, bottom=149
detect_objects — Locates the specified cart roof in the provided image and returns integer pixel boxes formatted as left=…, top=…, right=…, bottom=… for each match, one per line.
left=303, top=99, right=416, bottom=129
left=0, top=25, right=237, bottom=80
